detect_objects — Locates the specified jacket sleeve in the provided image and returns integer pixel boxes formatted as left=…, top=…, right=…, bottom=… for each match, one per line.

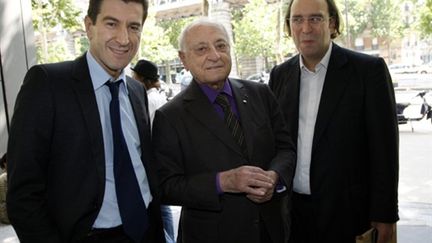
left=365, top=58, right=399, bottom=222
left=152, top=109, right=222, bottom=211
left=7, top=66, right=61, bottom=242
left=262, top=85, right=296, bottom=190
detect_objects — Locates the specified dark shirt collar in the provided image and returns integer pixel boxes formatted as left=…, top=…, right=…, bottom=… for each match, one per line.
left=198, top=79, right=233, bottom=104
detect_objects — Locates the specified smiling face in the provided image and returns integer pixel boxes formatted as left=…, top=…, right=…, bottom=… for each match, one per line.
left=85, top=0, right=144, bottom=78
left=290, top=0, right=335, bottom=69
left=179, top=23, right=231, bottom=90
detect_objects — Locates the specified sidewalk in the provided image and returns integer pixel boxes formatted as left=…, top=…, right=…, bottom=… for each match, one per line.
left=398, top=201, right=432, bottom=243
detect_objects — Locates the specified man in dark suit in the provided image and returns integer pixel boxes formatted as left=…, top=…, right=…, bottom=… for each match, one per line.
left=268, top=0, right=399, bottom=242
left=152, top=18, right=296, bottom=243
left=6, top=0, right=164, bottom=242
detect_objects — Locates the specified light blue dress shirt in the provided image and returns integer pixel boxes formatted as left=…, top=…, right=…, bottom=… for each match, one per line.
left=86, top=52, right=152, bottom=228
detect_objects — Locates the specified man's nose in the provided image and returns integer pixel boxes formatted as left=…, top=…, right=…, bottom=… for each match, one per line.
left=115, top=26, right=130, bottom=45
left=207, top=46, right=221, bottom=60
left=300, top=21, right=313, bottom=33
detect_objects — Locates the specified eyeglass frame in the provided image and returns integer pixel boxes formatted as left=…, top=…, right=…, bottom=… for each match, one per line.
left=287, top=15, right=332, bottom=27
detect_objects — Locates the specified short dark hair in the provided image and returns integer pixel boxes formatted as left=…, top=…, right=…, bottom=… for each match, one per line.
left=285, top=0, right=341, bottom=39
left=87, top=0, right=149, bottom=24
left=0, top=153, right=6, bottom=170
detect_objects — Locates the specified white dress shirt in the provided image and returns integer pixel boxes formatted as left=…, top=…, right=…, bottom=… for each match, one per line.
left=86, top=52, right=152, bottom=228
left=293, top=42, right=333, bottom=195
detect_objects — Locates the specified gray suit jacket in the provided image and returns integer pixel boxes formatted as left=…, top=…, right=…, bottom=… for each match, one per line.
left=152, top=78, right=296, bottom=243
left=7, top=54, right=164, bottom=243
left=269, top=43, right=399, bottom=241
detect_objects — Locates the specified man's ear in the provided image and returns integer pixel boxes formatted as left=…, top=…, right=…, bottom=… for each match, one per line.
left=84, top=16, right=94, bottom=39
left=329, top=17, right=336, bottom=34
left=178, top=51, right=188, bottom=70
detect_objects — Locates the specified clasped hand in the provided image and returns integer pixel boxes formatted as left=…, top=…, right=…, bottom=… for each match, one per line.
left=219, top=166, right=279, bottom=203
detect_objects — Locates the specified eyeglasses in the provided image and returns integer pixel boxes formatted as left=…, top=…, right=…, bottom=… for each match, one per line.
left=289, top=16, right=327, bottom=26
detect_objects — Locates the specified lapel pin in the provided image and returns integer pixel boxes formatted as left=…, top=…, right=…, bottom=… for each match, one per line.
left=243, top=95, right=248, bottom=104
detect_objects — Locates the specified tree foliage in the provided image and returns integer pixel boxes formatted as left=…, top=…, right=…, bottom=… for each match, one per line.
left=336, top=0, right=368, bottom=46
left=36, top=38, right=75, bottom=63
left=158, top=17, right=197, bottom=50
left=367, top=0, right=404, bottom=39
left=232, top=0, right=276, bottom=58
left=31, top=0, right=82, bottom=63
left=31, top=0, right=81, bottom=31
left=232, top=0, right=294, bottom=70
left=335, top=0, right=404, bottom=47
left=138, top=13, right=177, bottom=64
left=419, top=0, right=432, bottom=37
left=137, top=13, right=179, bottom=83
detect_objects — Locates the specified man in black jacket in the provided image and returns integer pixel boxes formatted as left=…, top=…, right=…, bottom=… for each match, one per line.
left=269, top=0, right=399, bottom=242
left=7, top=0, right=164, bottom=242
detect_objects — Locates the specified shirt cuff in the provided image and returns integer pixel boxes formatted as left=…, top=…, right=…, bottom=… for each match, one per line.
left=216, top=172, right=224, bottom=195
left=276, top=179, right=287, bottom=193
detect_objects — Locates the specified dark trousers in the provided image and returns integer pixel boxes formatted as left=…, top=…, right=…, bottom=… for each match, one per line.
left=79, top=226, right=134, bottom=243
left=260, top=219, right=273, bottom=243
left=289, top=192, right=316, bottom=243
left=290, top=192, right=359, bottom=243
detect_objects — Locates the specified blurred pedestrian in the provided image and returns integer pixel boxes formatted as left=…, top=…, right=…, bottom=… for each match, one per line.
left=131, top=59, right=167, bottom=126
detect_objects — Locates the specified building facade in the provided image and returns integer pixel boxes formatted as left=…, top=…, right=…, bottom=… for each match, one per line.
left=0, top=0, right=36, bottom=165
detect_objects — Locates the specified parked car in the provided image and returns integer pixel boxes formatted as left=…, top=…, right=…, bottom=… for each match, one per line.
left=417, top=63, right=432, bottom=74
left=246, top=72, right=269, bottom=84
left=389, top=63, right=432, bottom=75
left=388, top=63, right=418, bottom=74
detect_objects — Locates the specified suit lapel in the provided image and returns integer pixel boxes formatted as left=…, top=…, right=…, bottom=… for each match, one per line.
left=312, top=44, right=350, bottom=152
left=183, top=80, right=244, bottom=157
left=284, top=57, right=301, bottom=138
left=126, top=78, right=157, bottom=189
left=71, top=55, right=106, bottom=188
left=230, top=79, right=255, bottom=160
left=126, top=76, right=150, bottom=150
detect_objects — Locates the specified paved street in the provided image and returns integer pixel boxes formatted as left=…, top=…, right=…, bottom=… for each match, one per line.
left=397, top=118, right=432, bottom=243
left=1, top=91, right=432, bottom=242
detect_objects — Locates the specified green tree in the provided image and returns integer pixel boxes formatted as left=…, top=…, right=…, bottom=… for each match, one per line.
left=233, top=0, right=294, bottom=72
left=419, top=0, right=432, bottom=37
left=336, top=0, right=369, bottom=47
left=31, top=0, right=81, bottom=63
left=366, top=0, right=404, bottom=61
left=138, top=13, right=178, bottom=83
left=367, top=0, right=404, bottom=38
left=36, top=38, right=75, bottom=63
left=158, top=17, right=197, bottom=50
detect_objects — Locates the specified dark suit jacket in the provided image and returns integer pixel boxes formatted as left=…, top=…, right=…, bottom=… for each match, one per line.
left=269, top=43, right=399, bottom=241
left=152, top=78, right=296, bottom=243
left=7, top=54, right=165, bottom=243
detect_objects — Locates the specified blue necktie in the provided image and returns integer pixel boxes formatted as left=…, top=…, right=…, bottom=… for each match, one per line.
left=106, top=80, right=148, bottom=243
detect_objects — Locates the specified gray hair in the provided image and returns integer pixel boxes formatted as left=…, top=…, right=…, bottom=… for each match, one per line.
left=178, top=17, right=230, bottom=52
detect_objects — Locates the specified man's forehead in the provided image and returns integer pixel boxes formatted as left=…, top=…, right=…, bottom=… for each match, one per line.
left=98, top=0, right=144, bottom=22
left=291, top=0, right=328, bottom=14
left=188, top=27, right=227, bottom=41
